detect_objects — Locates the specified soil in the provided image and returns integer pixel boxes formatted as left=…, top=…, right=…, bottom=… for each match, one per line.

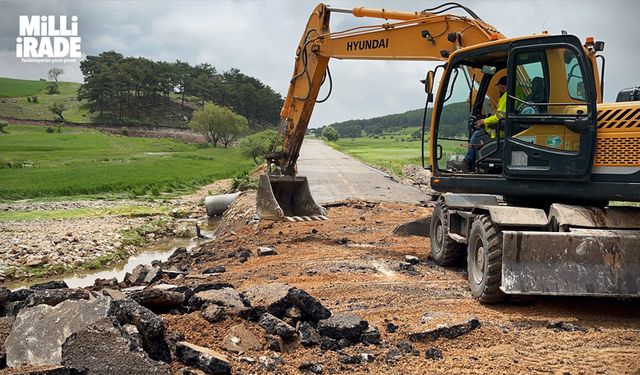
left=161, top=198, right=640, bottom=374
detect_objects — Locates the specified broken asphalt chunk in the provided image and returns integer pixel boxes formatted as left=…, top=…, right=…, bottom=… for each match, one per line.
left=408, top=318, right=481, bottom=342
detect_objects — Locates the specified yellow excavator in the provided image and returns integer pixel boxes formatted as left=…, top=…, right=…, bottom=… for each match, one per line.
left=257, top=3, right=640, bottom=302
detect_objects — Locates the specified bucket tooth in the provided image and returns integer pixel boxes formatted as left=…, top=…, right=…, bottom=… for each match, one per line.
left=257, top=174, right=327, bottom=221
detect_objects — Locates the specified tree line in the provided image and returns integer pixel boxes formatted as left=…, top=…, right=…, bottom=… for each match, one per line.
left=321, top=102, right=469, bottom=139
left=78, top=51, right=283, bottom=130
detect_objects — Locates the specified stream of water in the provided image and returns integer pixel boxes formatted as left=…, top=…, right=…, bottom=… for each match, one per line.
left=5, top=218, right=219, bottom=290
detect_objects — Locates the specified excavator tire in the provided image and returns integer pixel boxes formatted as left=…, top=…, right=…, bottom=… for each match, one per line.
left=429, top=201, right=466, bottom=266
left=467, top=215, right=506, bottom=304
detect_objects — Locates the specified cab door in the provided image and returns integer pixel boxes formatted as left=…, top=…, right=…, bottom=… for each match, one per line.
left=503, top=35, right=597, bottom=181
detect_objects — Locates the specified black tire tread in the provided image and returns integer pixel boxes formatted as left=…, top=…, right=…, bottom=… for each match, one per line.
left=430, top=201, right=466, bottom=266
left=468, top=215, right=506, bottom=304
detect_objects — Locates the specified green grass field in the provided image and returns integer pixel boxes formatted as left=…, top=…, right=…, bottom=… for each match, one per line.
left=0, top=77, right=48, bottom=97
left=0, top=77, right=198, bottom=126
left=0, top=124, right=253, bottom=200
left=330, top=135, right=465, bottom=176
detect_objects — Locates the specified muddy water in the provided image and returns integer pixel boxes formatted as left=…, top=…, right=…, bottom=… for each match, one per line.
left=5, top=218, right=219, bottom=290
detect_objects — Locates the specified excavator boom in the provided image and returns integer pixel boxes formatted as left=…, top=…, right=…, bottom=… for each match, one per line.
left=258, top=3, right=503, bottom=220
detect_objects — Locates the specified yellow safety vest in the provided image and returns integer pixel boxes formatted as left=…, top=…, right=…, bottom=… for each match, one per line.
left=483, top=92, right=506, bottom=139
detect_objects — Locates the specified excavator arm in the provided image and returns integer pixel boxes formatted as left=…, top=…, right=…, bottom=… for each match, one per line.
left=259, top=3, right=504, bottom=220
left=274, top=3, right=504, bottom=175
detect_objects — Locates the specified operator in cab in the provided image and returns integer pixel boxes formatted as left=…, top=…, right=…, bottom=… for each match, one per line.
left=461, top=76, right=507, bottom=172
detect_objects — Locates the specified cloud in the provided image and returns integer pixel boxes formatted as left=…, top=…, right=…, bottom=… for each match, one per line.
left=1, top=0, right=638, bottom=127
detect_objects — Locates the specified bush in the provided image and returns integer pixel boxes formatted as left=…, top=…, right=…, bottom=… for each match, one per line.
left=239, top=129, right=277, bottom=164
left=121, top=127, right=129, bottom=136
left=27, top=97, right=31, bottom=103
left=46, top=127, right=55, bottom=133
left=31, top=96, right=38, bottom=103
left=322, top=126, right=339, bottom=142
left=0, top=121, right=8, bottom=134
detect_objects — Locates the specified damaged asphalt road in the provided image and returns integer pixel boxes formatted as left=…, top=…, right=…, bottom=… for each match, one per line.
left=0, top=199, right=639, bottom=374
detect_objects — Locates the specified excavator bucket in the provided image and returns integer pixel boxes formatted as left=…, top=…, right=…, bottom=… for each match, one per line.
left=256, top=174, right=328, bottom=221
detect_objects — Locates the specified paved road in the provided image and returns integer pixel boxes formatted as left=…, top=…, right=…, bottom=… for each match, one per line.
left=297, top=139, right=426, bottom=204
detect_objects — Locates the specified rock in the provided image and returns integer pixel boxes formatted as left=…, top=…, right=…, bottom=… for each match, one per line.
left=0, top=316, right=15, bottom=368
left=404, top=255, right=420, bottom=265
left=61, top=318, right=171, bottom=374
left=287, top=287, right=331, bottom=322
left=203, top=266, right=226, bottom=274
left=319, top=336, right=339, bottom=351
left=202, top=305, right=226, bottom=323
left=258, top=246, right=276, bottom=256
left=386, top=322, right=398, bottom=333
left=222, top=325, right=262, bottom=354
left=425, top=348, right=443, bottom=360
left=360, top=353, right=375, bottom=363
left=385, top=348, right=403, bottom=364
left=189, top=288, right=249, bottom=317
left=30, top=280, right=69, bottom=290
left=317, top=313, right=368, bottom=341
left=143, top=267, right=163, bottom=284
left=266, top=335, right=283, bottom=352
left=299, top=361, right=324, bottom=374
left=360, top=326, right=381, bottom=345
left=0, top=287, right=10, bottom=315
left=169, top=247, right=188, bottom=261
left=241, top=283, right=291, bottom=319
left=175, top=341, right=231, bottom=375
left=93, top=277, right=119, bottom=289
left=257, top=354, right=284, bottom=372
left=129, top=288, right=186, bottom=312
left=164, top=269, right=187, bottom=279
left=408, top=318, right=481, bottom=342
left=5, top=297, right=115, bottom=366
left=192, top=283, right=234, bottom=294
left=392, top=216, right=431, bottom=237
left=546, top=321, right=588, bottom=333
left=298, top=322, right=321, bottom=347
left=258, top=313, right=297, bottom=340
left=8, top=288, right=34, bottom=303
left=122, top=324, right=144, bottom=349
left=24, top=288, right=90, bottom=308
left=126, top=264, right=150, bottom=286
left=110, top=299, right=172, bottom=363
left=338, top=353, right=361, bottom=365
left=102, top=288, right=126, bottom=300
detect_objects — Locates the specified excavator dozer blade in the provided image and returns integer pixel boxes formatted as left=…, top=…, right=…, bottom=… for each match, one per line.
left=256, top=174, right=328, bottom=221
left=501, top=229, right=640, bottom=297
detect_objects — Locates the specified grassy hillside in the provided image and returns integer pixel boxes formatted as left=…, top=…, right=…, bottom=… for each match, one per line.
left=0, top=77, right=48, bottom=97
left=0, top=124, right=253, bottom=200
left=0, top=77, right=199, bottom=127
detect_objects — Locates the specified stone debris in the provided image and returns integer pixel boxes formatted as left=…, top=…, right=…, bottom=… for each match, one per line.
left=222, top=325, right=262, bottom=354
left=258, top=246, right=277, bottom=256
left=298, top=360, right=324, bottom=374
left=175, top=341, right=231, bottom=375
left=203, top=265, right=226, bottom=274
left=317, top=312, right=368, bottom=342
left=408, top=318, right=481, bottom=342
left=30, top=280, right=69, bottom=290
left=143, top=266, right=163, bottom=284
left=202, top=305, right=226, bottom=323
left=258, top=313, right=297, bottom=340
left=241, top=283, right=331, bottom=322
left=546, top=321, right=588, bottom=333
left=404, top=255, right=420, bottom=265
left=298, top=322, right=321, bottom=347
left=5, top=297, right=115, bottom=367
left=61, top=318, right=171, bottom=375
left=129, top=288, right=186, bottom=312
left=24, top=288, right=90, bottom=308
left=425, top=347, right=444, bottom=360
left=189, top=288, right=249, bottom=317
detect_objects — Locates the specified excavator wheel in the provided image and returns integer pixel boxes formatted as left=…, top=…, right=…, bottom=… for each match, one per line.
left=467, top=215, right=506, bottom=303
left=429, top=201, right=466, bottom=266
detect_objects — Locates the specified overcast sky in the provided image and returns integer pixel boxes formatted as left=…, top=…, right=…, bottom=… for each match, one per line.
left=1, top=0, right=638, bottom=127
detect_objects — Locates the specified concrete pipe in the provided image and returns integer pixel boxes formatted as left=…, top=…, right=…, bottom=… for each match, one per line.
left=204, top=192, right=241, bottom=217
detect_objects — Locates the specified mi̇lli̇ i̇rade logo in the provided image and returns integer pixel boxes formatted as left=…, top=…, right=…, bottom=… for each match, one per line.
left=16, top=15, right=81, bottom=63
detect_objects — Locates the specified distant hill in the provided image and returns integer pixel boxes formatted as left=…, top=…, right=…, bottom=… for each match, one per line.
left=327, top=101, right=470, bottom=138
left=0, top=77, right=49, bottom=98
